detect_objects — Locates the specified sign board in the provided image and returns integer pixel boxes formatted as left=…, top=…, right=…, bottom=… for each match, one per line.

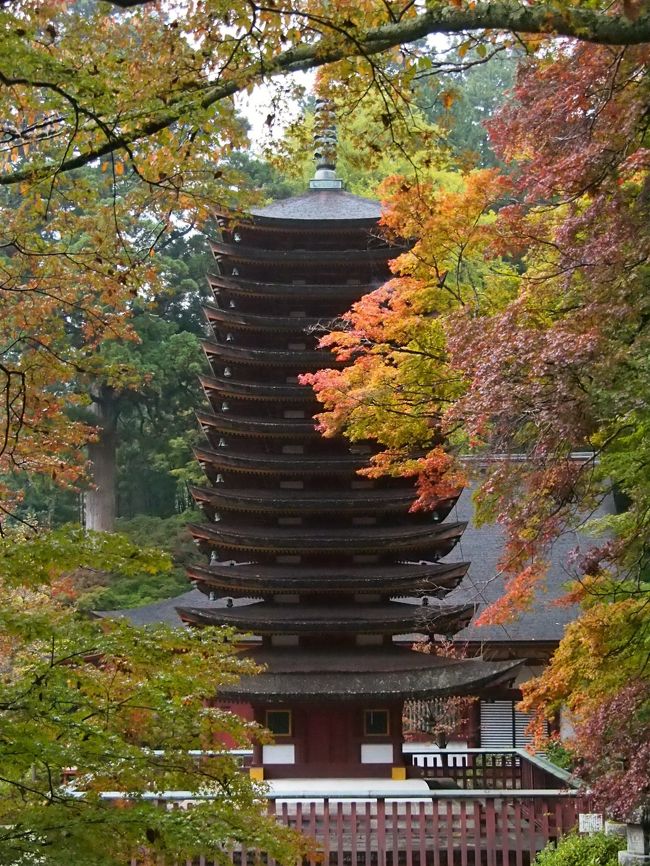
left=579, top=813, right=604, bottom=834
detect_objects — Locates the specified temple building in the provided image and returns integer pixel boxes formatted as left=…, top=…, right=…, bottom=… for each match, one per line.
left=174, top=115, right=521, bottom=779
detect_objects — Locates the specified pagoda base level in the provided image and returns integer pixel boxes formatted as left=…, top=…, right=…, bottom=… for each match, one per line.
left=250, top=700, right=404, bottom=780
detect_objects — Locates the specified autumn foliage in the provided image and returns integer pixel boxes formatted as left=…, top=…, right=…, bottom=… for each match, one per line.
left=307, top=41, right=650, bottom=816
left=0, top=0, right=649, bottom=836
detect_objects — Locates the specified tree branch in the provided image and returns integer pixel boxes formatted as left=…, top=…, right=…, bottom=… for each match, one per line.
left=1, top=2, right=648, bottom=185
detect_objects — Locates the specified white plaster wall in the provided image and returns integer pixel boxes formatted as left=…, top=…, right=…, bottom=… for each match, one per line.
left=360, top=744, right=393, bottom=764
left=262, top=744, right=296, bottom=764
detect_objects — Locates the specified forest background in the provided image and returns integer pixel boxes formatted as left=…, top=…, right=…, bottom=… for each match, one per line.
left=0, top=1, right=648, bottom=862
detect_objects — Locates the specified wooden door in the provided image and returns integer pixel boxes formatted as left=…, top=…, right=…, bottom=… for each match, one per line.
left=304, top=707, right=354, bottom=766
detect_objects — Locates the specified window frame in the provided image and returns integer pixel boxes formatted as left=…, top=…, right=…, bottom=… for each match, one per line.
left=265, top=708, right=292, bottom=737
left=364, top=708, right=390, bottom=737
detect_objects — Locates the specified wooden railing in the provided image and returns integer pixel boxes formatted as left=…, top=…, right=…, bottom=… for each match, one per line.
left=117, top=749, right=583, bottom=866
left=267, top=790, right=583, bottom=866
left=404, top=748, right=573, bottom=791
left=127, top=788, right=584, bottom=866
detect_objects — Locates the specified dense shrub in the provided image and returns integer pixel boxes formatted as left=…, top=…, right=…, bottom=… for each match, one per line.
left=533, top=832, right=625, bottom=866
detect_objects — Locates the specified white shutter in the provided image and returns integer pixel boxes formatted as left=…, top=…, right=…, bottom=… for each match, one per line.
left=480, top=701, right=548, bottom=749
left=480, top=700, right=514, bottom=747
left=514, top=708, right=536, bottom=748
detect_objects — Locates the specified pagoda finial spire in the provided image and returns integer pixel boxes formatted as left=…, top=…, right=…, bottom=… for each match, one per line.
left=309, top=97, right=343, bottom=190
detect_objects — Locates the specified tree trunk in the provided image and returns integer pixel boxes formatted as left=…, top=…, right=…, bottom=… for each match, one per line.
left=85, top=384, right=120, bottom=533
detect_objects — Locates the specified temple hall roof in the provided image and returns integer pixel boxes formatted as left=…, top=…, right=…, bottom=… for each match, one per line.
left=217, top=648, right=522, bottom=702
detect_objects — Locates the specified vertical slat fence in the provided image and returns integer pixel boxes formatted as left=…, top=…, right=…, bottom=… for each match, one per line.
left=120, top=749, right=584, bottom=866
left=256, top=792, right=580, bottom=866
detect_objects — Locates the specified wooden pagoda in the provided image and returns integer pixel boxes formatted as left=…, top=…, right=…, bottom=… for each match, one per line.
left=178, top=118, right=520, bottom=779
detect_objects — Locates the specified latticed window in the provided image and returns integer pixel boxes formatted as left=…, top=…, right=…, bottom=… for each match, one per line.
left=403, top=698, right=467, bottom=740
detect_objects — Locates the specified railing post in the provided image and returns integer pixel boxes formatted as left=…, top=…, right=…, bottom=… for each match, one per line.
left=520, top=753, right=535, bottom=789
left=376, top=796, right=387, bottom=866
left=485, top=797, right=497, bottom=866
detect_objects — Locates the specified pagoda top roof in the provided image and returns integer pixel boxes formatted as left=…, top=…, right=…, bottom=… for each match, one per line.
left=250, top=189, right=382, bottom=224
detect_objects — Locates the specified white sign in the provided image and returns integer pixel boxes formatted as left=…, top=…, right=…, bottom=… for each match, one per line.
left=579, top=813, right=603, bottom=834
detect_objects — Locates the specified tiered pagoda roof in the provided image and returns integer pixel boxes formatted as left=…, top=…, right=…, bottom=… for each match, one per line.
left=179, top=162, right=520, bottom=702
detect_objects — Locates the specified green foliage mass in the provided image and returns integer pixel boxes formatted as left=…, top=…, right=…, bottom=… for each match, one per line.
left=533, top=832, right=625, bottom=866
left=79, top=512, right=202, bottom=611
left=0, top=527, right=305, bottom=866
left=0, top=525, right=170, bottom=592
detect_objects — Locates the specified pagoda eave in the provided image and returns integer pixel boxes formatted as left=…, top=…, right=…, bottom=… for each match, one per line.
left=203, top=303, right=327, bottom=333
left=190, top=484, right=421, bottom=515
left=186, top=561, right=470, bottom=597
left=208, top=274, right=381, bottom=301
left=194, top=446, right=365, bottom=475
left=201, top=340, right=335, bottom=369
left=211, top=239, right=395, bottom=268
left=195, top=411, right=318, bottom=439
left=176, top=600, right=476, bottom=635
left=188, top=520, right=467, bottom=555
left=199, top=374, right=314, bottom=403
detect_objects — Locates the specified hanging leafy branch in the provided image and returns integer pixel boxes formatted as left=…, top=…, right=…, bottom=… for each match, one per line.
left=0, top=526, right=308, bottom=865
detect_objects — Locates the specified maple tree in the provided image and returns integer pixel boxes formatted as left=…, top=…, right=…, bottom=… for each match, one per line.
left=306, top=37, right=649, bottom=816
left=310, top=37, right=649, bottom=616
left=520, top=590, right=650, bottom=819
left=302, top=166, right=517, bottom=506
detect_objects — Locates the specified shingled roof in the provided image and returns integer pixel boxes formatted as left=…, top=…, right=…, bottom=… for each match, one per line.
left=217, top=648, right=522, bottom=702
left=443, top=488, right=614, bottom=644
left=250, top=189, right=382, bottom=222
left=95, top=488, right=613, bottom=641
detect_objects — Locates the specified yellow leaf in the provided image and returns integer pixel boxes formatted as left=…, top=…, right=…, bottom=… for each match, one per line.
left=440, top=90, right=456, bottom=110
left=115, top=162, right=124, bottom=176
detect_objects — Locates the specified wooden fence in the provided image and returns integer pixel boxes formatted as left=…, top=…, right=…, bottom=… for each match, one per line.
left=121, top=750, right=584, bottom=866
left=265, top=790, right=582, bottom=866
left=129, top=790, right=582, bottom=866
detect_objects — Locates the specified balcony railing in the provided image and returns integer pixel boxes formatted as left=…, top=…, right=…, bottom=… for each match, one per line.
left=404, top=747, right=573, bottom=791
left=119, top=749, right=584, bottom=866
